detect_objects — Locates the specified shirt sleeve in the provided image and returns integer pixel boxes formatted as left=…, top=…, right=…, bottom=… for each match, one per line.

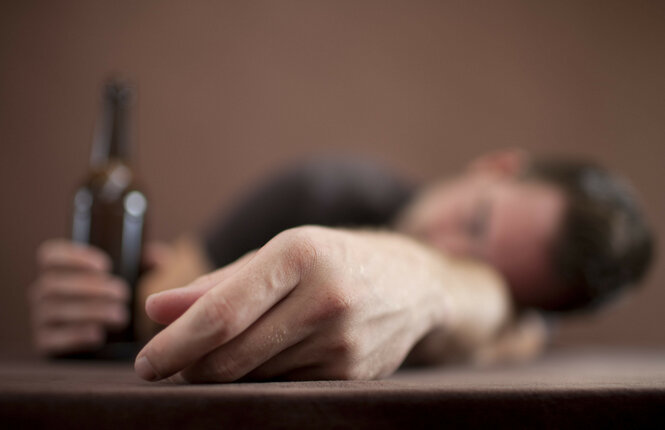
left=201, top=158, right=416, bottom=268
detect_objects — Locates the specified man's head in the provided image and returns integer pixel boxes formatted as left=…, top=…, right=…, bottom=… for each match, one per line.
left=397, top=149, right=655, bottom=312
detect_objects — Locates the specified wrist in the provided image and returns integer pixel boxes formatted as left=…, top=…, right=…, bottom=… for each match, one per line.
left=438, top=257, right=512, bottom=350
left=404, top=248, right=512, bottom=365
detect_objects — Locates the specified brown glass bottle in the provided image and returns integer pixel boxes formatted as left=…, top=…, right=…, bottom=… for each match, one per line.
left=71, top=81, right=147, bottom=349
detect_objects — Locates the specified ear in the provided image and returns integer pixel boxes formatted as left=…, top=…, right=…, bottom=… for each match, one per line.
left=467, top=148, right=529, bottom=178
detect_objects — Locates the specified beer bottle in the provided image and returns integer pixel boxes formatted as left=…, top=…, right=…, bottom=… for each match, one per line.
left=71, top=80, right=147, bottom=352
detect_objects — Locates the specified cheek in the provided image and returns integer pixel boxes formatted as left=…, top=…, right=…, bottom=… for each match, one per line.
left=404, top=196, right=452, bottom=238
left=485, top=244, right=550, bottom=306
left=485, top=214, right=556, bottom=306
left=423, top=196, right=482, bottom=256
left=429, top=189, right=477, bottom=233
left=430, top=233, right=474, bottom=258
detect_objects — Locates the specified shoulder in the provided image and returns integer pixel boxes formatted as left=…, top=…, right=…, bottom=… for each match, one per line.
left=280, top=157, right=417, bottom=227
left=284, top=157, right=416, bottom=206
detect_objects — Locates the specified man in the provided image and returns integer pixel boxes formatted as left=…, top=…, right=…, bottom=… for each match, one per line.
left=28, top=149, right=654, bottom=382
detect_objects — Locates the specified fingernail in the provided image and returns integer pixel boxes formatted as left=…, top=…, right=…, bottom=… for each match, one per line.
left=135, top=355, right=158, bottom=381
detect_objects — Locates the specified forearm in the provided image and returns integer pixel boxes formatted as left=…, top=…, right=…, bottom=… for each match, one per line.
left=399, top=243, right=514, bottom=365
left=333, top=228, right=513, bottom=366
left=471, top=311, right=549, bottom=366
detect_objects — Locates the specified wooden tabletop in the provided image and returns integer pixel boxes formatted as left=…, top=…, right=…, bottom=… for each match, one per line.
left=2, top=348, right=664, bottom=429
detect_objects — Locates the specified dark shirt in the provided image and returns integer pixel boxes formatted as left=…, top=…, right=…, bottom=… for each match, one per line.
left=203, top=159, right=416, bottom=268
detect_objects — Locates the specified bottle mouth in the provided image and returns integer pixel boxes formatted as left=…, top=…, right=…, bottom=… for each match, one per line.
left=89, top=79, right=134, bottom=167
left=105, top=79, right=133, bottom=104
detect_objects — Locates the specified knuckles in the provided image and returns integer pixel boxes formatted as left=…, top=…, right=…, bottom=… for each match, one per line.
left=35, top=239, right=71, bottom=268
left=273, top=226, right=329, bottom=279
left=181, top=353, right=245, bottom=383
left=283, top=226, right=359, bottom=330
left=27, top=273, right=61, bottom=305
left=304, top=288, right=353, bottom=327
left=35, top=240, right=57, bottom=267
left=34, top=325, right=104, bottom=356
left=325, top=333, right=360, bottom=362
left=27, top=272, right=59, bottom=303
left=204, top=355, right=243, bottom=382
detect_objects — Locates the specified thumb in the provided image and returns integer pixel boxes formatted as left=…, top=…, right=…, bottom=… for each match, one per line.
left=145, top=250, right=257, bottom=325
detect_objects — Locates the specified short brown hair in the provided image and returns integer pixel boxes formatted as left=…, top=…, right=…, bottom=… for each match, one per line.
left=524, top=157, right=655, bottom=312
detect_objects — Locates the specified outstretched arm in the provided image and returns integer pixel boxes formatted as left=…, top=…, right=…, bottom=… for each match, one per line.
left=134, top=226, right=512, bottom=382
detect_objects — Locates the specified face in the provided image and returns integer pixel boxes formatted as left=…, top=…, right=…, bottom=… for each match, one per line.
left=396, top=168, right=567, bottom=309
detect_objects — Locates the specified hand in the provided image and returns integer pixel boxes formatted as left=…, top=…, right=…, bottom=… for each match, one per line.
left=28, top=239, right=130, bottom=356
left=134, top=225, right=496, bottom=383
left=135, top=237, right=213, bottom=341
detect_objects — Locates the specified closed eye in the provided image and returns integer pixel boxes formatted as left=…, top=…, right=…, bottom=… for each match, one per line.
left=467, top=198, right=491, bottom=242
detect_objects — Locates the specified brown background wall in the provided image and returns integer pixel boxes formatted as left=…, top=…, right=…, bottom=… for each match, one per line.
left=1, top=0, right=663, bottom=358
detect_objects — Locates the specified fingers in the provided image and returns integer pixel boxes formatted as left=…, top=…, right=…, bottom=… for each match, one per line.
left=30, top=284, right=129, bottom=356
left=245, top=327, right=360, bottom=382
left=37, top=239, right=110, bottom=272
left=29, top=272, right=130, bottom=328
left=34, top=324, right=106, bottom=356
left=29, top=240, right=129, bottom=356
left=32, top=299, right=129, bottom=328
left=143, top=282, right=212, bottom=326
left=179, top=291, right=314, bottom=383
left=245, top=339, right=318, bottom=381
left=135, top=236, right=313, bottom=381
left=30, top=272, right=129, bottom=303
left=145, top=251, right=257, bottom=325
left=30, top=289, right=128, bottom=356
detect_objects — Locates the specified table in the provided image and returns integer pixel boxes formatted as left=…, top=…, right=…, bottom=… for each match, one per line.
left=1, top=348, right=664, bottom=429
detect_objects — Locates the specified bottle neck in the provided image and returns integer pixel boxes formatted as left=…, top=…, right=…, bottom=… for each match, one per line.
left=90, top=82, right=132, bottom=167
